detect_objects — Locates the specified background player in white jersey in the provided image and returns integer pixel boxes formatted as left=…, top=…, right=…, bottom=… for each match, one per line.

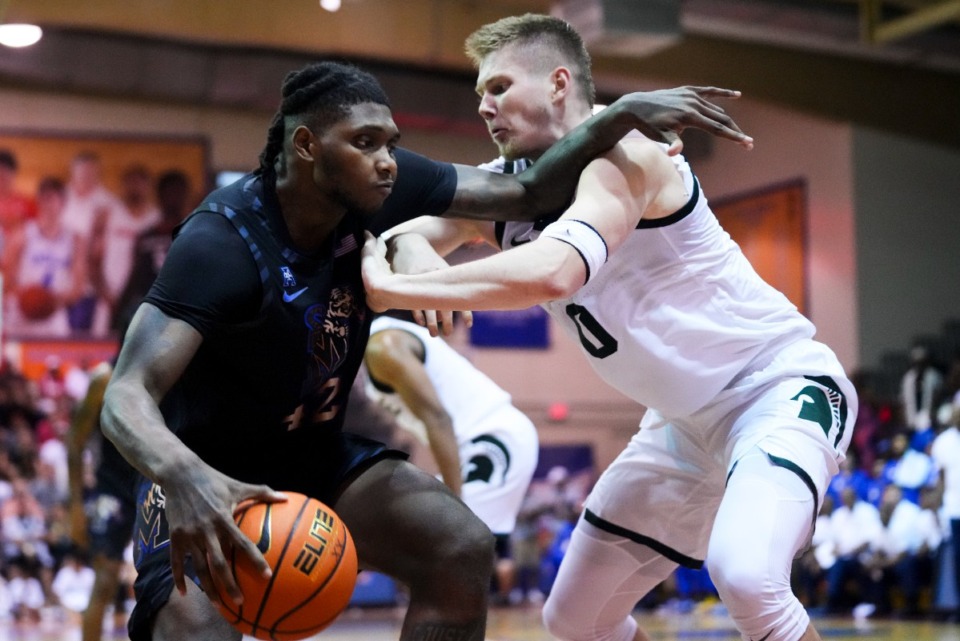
left=3, top=177, right=86, bottom=337
left=364, top=312, right=538, bottom=604
left=362, top=14, right=855, bottom=641
left=88, top=164, right=161, bottom=335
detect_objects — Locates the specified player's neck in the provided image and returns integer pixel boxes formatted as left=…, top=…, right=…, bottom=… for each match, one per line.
left=276, top=187, right=343, bottom=252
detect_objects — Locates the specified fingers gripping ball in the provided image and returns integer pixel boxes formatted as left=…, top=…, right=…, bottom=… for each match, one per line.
left=18, top=285, right=58, bottom=321
left=215, top=493, right=358, bottom=641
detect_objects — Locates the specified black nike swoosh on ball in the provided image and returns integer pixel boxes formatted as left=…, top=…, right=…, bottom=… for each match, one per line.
left=256, top=505, right=272, bottom=553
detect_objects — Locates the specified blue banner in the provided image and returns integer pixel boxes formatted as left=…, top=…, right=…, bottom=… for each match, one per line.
left=469, top=306, right=550, bottom=349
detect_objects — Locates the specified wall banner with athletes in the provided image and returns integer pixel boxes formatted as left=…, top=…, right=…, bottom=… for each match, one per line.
left=0, top=130, right=208, bottom=340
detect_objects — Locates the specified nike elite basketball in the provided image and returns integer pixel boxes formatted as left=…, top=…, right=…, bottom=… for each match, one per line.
left=214, top=493, right=358, bottom=641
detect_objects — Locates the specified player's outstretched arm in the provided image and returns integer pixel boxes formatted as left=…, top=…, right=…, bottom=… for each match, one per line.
left=363, top=229, right=585, bottom=313
left=364, top=329, right=462, bottom=496
left=65, top=361, right=113, bottom=548
left=101, top=303, right=286, bottom=606
left=364, top=140, right=660, bottom=313
left=445, top=86, right=751, bottom=221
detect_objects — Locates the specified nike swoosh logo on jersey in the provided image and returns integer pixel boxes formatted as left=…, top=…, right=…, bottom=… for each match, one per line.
left=509, top=236, right=531, bottom=247
left=283, top=287, right=308, bottom=302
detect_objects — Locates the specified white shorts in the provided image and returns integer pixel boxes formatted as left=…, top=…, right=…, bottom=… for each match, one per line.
left=459, top=405, right=539, bottom=535
left=583, top=339, right=856, bottom=565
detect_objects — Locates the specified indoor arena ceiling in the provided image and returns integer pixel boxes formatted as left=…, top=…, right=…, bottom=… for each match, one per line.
left=2, top=0, right=960, bottom=149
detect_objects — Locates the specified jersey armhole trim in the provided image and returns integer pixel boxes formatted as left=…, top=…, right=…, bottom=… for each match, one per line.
left=636, top=174, right=701, bottom=229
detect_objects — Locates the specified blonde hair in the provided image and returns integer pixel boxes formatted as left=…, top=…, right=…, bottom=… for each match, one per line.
left=465, top=13, right=595, bottom=106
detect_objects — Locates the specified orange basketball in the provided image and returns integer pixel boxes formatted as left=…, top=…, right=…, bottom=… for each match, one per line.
left=17, top=284, right=57, bottom=321
left=214, top=493, right=358, bottom=641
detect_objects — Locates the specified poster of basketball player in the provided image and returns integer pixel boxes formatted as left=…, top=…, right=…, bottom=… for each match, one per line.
left=0, top=132, right=207, bottom=342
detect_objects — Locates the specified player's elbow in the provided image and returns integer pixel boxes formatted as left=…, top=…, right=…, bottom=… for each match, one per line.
left=536, top=273, right=579, bottom=302
left=98, top=386, right=122, bottom=445
left=99, top=378, right=138, bottom=446
left=531, top=248, right=587, bottom=301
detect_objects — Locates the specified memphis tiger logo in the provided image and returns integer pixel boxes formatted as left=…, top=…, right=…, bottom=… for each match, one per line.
left=305, top=286, right=362, bottom=379
left=284, top=286, right=364, bottom=430
left=135, top=483, right=170, bottom=564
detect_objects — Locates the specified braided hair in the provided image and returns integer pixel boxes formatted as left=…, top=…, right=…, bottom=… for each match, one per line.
left=258, top=61, right=391, bottom=183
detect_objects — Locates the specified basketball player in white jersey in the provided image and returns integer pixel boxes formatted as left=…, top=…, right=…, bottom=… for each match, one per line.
left=3, top=177, right=85, bottom=337
left=362, top=14, right=855, bottom=641
left=364, top=312, right=539, bottom=604
left=89, top=164, right=161, bottom=334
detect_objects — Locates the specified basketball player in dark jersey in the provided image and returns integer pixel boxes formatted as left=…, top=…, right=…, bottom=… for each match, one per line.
left=100, top=61, right=752, bottom=641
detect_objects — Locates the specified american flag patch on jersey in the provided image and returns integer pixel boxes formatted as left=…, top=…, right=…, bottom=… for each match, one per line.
left=334, top=234, right=358, bottom=257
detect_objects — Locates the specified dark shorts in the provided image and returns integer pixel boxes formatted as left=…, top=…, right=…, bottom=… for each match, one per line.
left=128, top=430, right=406, bottom=641
left=86, top=488, right=137, bottom=561
left=493, top=533, right=513, bottom=561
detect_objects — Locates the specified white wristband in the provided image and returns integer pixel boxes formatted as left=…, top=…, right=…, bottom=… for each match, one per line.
left=539, top=219, right=608, bottom=283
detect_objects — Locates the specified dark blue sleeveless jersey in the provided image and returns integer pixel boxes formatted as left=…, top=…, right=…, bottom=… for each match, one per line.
left=142, top=148, right=456, bottom=479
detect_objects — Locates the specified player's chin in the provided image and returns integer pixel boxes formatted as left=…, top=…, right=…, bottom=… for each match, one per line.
left=354, top=193, right=390, bottom=216
left=499, top=143, right=526, bottom=162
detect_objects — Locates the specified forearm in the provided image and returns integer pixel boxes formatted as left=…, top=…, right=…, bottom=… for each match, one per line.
left=516, top=104, right=634, bottom=217
left=386, top=216, right=488, bottom=262
left=372, top=258, right=557, bottom=312
left=424, top=416, right=462, bottom=496
left=386, top=232, right=457, bottom=273
left=66, top=382, right=103, bottom=504
left=101, top=380, right=205, bottom=487
left=444, top=106, right=637, bottom=223
left=66, top=444, right=86, bottom=505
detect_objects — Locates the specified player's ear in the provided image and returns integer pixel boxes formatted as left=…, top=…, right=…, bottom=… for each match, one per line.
left=551, top=66, right=573, bottom=104
left=292, top=125, right=317, bottom=162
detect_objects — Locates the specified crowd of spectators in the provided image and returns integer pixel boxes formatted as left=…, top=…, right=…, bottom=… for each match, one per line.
left=0, top=357, right=122, bottom=627
left=793, top=347, right=960, bottom=621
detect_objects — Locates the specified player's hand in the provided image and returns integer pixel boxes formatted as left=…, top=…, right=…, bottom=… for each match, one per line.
left=611, top=86, right=754, bottom=154
left=382, top=233, right=473, bottom=337
left=361, top=232, right=394, bottom=314
left=162, top=465, right=287, bottom=607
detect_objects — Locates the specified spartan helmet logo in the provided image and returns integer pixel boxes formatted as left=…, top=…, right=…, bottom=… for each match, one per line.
left=463, top=435, right=511, bottom=485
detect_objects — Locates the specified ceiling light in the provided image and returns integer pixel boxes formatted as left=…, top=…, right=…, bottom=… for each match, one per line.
left=0, top=24, right=42, bottom=48
left=320, top=0, right=341, bottom=12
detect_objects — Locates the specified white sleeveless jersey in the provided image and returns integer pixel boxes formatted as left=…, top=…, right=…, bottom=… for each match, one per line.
left=486, top=153, right=816, bottom=418
left=63, top=185, right=119, bottom=239
left=367, top=316, right=517, bottom=445
left=101, top=204, right=160, bottom=298
left=367, top=316, right=539, bottom=534
left=17, top=221, right=75, bottom=293
left=5, top=221, right=75, bottom=336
